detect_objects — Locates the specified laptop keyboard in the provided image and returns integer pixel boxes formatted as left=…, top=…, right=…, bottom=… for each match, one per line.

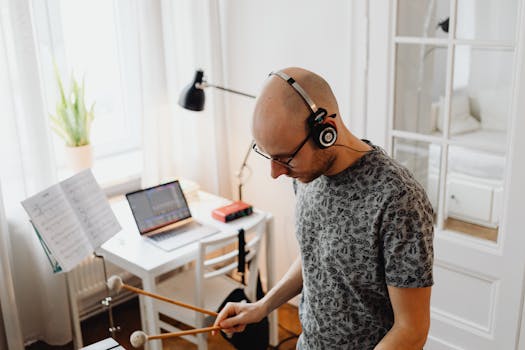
left=151, top=226, right=195, bottom=242
left=148, top=223, right=218, bottom=251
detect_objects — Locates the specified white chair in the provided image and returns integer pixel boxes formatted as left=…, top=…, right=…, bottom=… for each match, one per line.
left=154, top=226, right=266, bottom=350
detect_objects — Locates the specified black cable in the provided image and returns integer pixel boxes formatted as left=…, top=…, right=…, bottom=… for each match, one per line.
left=276, top=335, right=299, bottom=348
left=265, top=323, right=300, bottom=349
left=332, top=143, right=376, bottom=153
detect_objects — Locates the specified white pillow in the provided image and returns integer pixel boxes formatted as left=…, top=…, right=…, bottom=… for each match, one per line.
left=448, top=114, right=481, bottom=135
left=477, top=88, right=509, bottom=132
left=437, top=95, right=470, bottom=127
left=436, top=95, right=480, bottom=135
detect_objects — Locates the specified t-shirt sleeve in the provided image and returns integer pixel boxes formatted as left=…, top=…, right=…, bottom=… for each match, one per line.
left=382, top=187, right=434, bottom=288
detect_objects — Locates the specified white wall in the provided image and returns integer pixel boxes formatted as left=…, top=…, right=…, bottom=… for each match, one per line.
left=216, top=0, right=355, bottom=288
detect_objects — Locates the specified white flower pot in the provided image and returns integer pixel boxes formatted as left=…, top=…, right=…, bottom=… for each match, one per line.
left=65, top=144, right=93, bottom=173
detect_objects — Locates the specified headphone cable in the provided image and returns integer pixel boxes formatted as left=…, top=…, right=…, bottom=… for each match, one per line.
left=332, top=143, right=375, bottom=154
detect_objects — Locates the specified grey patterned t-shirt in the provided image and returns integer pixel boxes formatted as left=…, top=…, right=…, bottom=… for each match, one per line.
left=294, top=142, right=434, bottom=350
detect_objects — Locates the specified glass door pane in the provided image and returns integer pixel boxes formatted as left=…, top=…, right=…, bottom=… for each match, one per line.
left=394, top=44, right=448, bottom=135
left=450, top=46, right=513, bottom=146
left=397, top=0, right=450, bottom=38
left=443, top=145, right=505, bottom=241
left=456, top=0, right=518, bottom=41
left=393, top=138, right=441, bottom=223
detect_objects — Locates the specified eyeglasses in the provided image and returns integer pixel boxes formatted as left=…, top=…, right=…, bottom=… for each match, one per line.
left=252, top=132, right=311, bottom=168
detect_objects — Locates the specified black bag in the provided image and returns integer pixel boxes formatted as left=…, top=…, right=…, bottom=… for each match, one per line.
left=216, top=276, right=269, bottom=350
left=216, top=228, right=269, bottom=350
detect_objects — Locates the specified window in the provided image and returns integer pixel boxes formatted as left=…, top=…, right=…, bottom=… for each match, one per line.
left=31, top=0, right=142, bottom=185
left=391, top=0, right=517, bottom=241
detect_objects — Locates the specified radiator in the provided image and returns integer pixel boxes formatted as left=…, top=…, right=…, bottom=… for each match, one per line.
left=67, top=255, right=140, bottom=321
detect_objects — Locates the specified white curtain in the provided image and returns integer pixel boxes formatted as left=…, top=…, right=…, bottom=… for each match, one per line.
left=136, top=0, right=176, bottom=188
left=140, top=0, right=232, bottom=197
left=0, top=0, right=72, bottom=345
left=0, top=183, right=24, bottom=350
left=1, top=0, right=232, bottom=345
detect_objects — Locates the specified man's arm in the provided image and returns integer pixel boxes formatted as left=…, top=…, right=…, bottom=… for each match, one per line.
left=374, top=286, right=431, bottom=350
left=213, top=257, right=303, bottom=334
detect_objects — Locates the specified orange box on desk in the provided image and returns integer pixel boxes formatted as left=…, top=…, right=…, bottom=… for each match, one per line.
left=212, top=201, right=253, bottom=222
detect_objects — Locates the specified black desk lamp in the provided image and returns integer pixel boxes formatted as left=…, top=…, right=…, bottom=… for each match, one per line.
left=179, top=69, right=255, bottom=202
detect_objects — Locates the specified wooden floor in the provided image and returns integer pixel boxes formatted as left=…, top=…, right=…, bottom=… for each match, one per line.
left=444, top=217, right=498, bottom=242
left=26, top=297, right=301, bottom=350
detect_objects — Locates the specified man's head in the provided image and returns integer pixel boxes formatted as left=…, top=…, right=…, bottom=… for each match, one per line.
left=252, top=67, right=342, bottom=183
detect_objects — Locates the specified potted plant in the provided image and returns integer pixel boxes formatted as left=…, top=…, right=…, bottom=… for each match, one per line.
left=49, top=65, right=95, bottom=173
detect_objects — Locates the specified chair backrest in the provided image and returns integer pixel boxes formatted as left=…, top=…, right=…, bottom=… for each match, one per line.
left=194, top=222, right=266, bottom=312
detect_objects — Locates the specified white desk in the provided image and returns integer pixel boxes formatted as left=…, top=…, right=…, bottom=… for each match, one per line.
left=97, top=191, right=278, bottom=350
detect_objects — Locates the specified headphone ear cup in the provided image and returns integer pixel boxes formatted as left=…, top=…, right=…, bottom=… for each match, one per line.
left=312, top=123, right=337, bottom=149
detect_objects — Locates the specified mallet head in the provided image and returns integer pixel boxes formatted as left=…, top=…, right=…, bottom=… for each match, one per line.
left=130, top=330, right=148, bottom=348
left=106, top=275, right=124, bottom=293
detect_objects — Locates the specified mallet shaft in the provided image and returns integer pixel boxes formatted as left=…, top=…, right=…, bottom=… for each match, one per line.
left=148, top=326, right=221, bottom=340
left=121, top=283, right=218, bottom=317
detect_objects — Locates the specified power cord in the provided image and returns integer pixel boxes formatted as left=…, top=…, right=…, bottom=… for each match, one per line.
left=272, top=335, right=299, bottom=349
left=267, top=323, right=300, bottom=349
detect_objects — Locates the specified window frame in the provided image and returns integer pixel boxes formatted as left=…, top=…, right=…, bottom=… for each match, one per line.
left=31, top=0, right=143, bottom=188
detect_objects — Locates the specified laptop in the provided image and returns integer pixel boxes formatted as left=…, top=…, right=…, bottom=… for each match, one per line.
left=125, top=180, right=219, bottom=251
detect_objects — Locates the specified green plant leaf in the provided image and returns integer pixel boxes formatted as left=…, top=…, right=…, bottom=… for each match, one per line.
left=49, top=65, right=95, bottom=147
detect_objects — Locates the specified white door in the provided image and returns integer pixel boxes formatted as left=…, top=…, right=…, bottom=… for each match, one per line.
left=364, top=0, right=525, bottom=348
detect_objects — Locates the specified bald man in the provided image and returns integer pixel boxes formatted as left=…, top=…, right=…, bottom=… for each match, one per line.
left=214, top=67, right=434, bottom=350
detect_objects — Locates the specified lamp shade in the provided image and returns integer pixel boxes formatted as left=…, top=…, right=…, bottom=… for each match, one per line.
left=178, top=70, right=205, bottom=111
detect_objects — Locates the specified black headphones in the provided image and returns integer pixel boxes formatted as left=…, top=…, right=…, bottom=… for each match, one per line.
left=269, top=71, right=338, bottom=149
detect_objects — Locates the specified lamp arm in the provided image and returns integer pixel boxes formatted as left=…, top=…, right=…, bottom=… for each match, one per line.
left=189, top=75, right=256, bottom=201
left=202, top=82, right=256, bottom=99
left=237, top=140, right=254, bottom=201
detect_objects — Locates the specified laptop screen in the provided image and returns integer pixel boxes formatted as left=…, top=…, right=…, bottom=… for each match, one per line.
left=126, top=181, right=191, bottom=234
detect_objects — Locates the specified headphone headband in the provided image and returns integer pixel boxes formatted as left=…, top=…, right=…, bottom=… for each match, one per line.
left=268, top=70, right=338, bottom=149
left=269, top=71, right=318, bottom=114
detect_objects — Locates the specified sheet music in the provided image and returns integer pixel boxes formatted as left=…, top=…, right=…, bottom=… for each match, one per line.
left=60, top=169, right=121, bottom=248
left=21, top=185, right=92, bottom=272
left=21, top=169, right=121, bottom=272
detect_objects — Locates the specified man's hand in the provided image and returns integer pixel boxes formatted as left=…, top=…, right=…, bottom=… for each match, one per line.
left=212, top=257, right=303, bottom=336
left=212, top=300, right=267, bottom=335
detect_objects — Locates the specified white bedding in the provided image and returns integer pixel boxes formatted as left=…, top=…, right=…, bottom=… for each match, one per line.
left=429, top=130, right=507, bottom=180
